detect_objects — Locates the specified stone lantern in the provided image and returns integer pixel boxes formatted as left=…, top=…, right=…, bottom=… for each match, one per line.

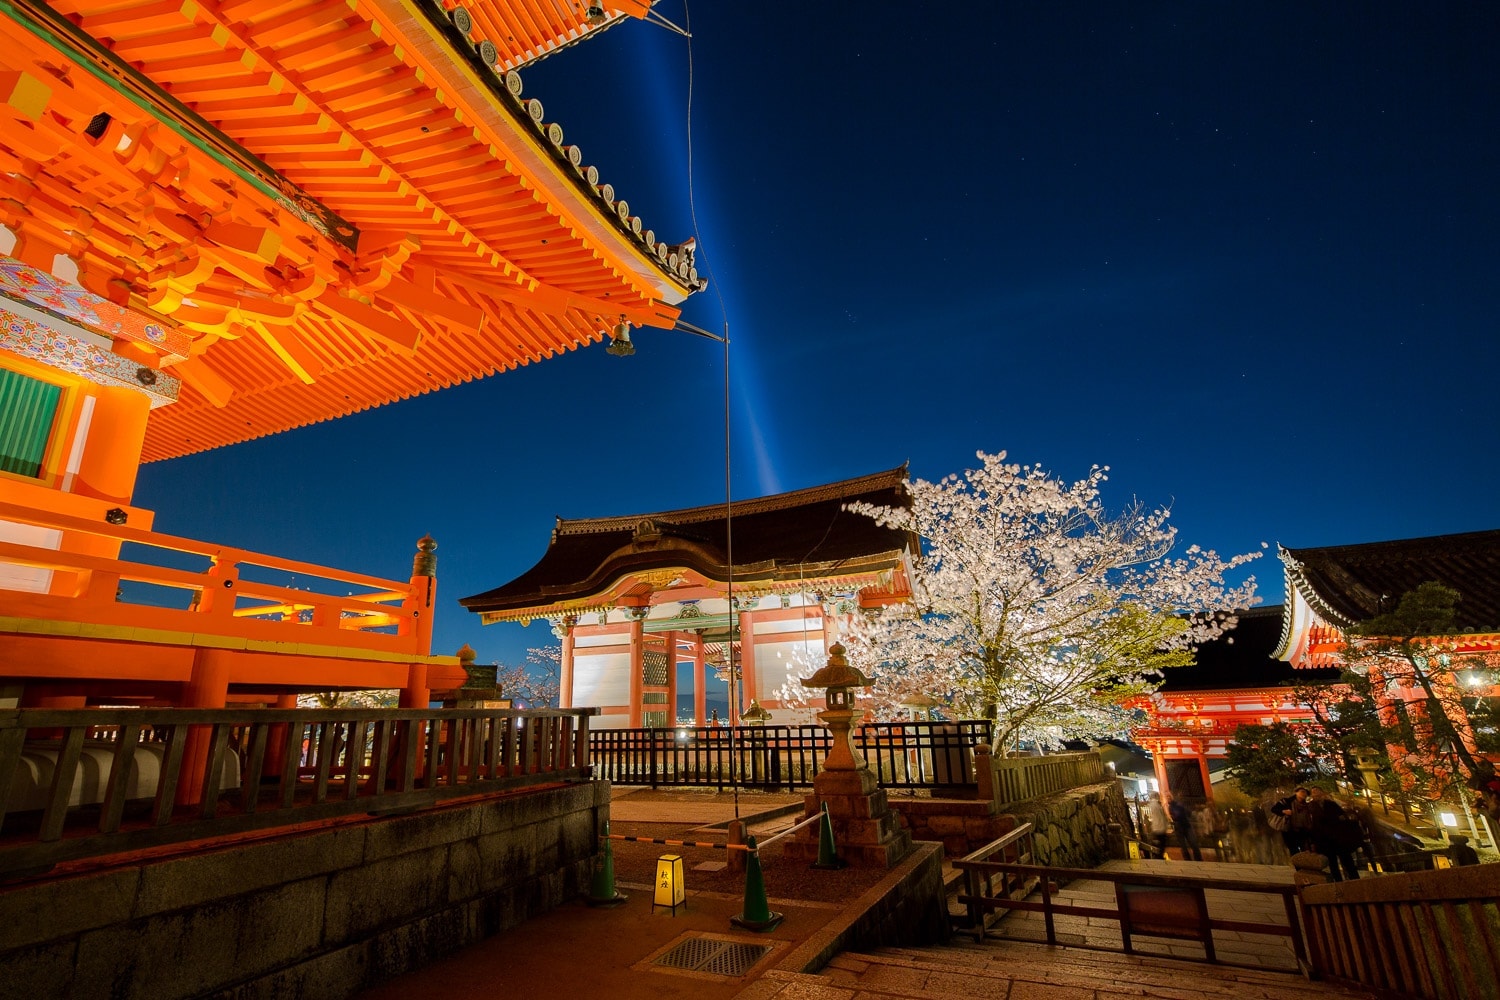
left=741, top=700, right=771, bottom=726
left=783, top=642, right=913, bottom=868
left=801, top=642, right=871, bottom=771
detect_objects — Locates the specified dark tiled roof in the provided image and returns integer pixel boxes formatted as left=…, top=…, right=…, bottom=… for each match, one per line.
left=1161, top=606, right=1342, bottom=691
left=460, top=467, right=914, bottom=615
left=1282, top=529, right=1500, bottom=633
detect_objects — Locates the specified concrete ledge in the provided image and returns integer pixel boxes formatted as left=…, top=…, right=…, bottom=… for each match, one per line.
left=775, top=840, right=947, bottom=974
left=0, top=781, right=608, bottom=1000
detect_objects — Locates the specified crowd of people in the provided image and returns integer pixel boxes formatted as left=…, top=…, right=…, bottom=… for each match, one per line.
left=1138, top=785, right=1485, bottom=876
left=1268, top=786, right=1364, bottom=881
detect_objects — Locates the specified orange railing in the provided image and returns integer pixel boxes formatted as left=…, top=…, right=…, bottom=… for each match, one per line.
left=0, top=499, right=432, bottom=655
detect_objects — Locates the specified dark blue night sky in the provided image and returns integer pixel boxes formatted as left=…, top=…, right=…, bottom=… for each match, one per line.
left=133, top=3, right=1500, bottom=671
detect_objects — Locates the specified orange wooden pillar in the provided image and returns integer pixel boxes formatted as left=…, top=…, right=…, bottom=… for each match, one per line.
left=693, top=634, right=707, bottom=726
left=738, top=610, right=758, bottom=718
left=399, top=536, right=437, bottom=708
left=177, top=648, right=232, bottom=807
left=262, top=693, right=298, bottom=781
left=48, top=384, right=152, bottom=598
left=1151, top=745, right=1170, bottom=795
left=627, top=609, right=645, bottom=728
left=663, top=630, right=678, bottom=726
left=1196, top=746, right=1214, bottom=804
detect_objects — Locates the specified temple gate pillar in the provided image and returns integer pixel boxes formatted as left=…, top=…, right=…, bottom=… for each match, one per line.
left=627, top=608, right=646, bottom=728
left=1151, top=745, right=1170, bottom=794
left=663, top=630, right=679, bottom=725
left=693, top=633, right=707, bottom=726
left=738, top=609, right=758, bottom=711
left=555, top=615, right=577, bottom=709
left=1196, top=745, right=1214, bottom=804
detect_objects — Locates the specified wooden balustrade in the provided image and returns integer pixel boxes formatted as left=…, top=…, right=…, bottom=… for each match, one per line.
left=0, top=706, right=595, bottom=879
left=1300, top=863, right=1500, bottom=998
left=988, top=750, right=1107, bottom=807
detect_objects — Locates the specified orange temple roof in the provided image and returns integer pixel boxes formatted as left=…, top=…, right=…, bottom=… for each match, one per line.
left=0, top=0, right=698, bottom=459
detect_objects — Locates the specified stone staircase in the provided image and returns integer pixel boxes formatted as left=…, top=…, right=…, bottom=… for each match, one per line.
left=736, top=938, right=1380, bottom=1000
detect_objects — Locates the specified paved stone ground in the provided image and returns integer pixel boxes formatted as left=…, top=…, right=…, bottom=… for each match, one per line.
left=734, top=937, right=1377, bottom=1000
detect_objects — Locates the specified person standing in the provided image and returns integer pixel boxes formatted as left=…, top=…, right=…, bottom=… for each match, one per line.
left=1270, top=786, right=1314, bottom=856
left=1141, top=792, right=1169, bottom=858
left=1448, top=834, right=1481, bottom=867
left=1308, top=788, right=1360, bottom=881
left=1168, top=794, right=1203, bottom=861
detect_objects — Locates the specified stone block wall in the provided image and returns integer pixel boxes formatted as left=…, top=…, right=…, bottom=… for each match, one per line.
left=887, top=798, right=1017, bottom=856
left=0, top=781, right=607, bottom=1000
left=1004, top=780, right=1129, bottom=869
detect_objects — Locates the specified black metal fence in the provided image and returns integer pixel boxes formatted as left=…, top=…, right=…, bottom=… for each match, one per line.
left=589, top=720, right=991, bottom=791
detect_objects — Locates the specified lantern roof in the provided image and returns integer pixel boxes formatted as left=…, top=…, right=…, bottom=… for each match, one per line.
left=800, top=643, right=871, bottom=691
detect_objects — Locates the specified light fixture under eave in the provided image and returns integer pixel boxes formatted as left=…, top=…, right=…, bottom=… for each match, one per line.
left=585, top=4, right=606, bottom=26
left=605, top=319, right=635, bottom=356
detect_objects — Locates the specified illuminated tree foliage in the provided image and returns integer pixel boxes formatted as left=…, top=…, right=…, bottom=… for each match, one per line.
left=1223, top=722, right=1324, bottom=797
left=494, top=645, right=562, bottom=709
left=843, top=451, right=1260, bottom=750
left=1340, top=583, right=1500, bottom=800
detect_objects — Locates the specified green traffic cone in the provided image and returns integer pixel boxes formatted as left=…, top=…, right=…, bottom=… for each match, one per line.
left=730, top=836, right=784, bottom=931
left=586, top=821, right=628, bottom=907
left=812, top=801, right=847, bottom=870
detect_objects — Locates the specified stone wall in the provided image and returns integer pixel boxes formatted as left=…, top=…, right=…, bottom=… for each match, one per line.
left=0, top=781, right=607, bottom=1000
left=887, top=798, right=1016, bottom=856
left=1004, top=780, right=1129, bottom=869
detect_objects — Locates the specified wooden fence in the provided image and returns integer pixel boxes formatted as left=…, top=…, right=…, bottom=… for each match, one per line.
left=0, top=706, right=595, bottom=878
left=589, top=720, right=990, bottom=792
left=988, top=750, right=1107, bottom=808
left=955, top=823, right=1305, bottom=968
left=1300, top=863, right=1500, bottom=998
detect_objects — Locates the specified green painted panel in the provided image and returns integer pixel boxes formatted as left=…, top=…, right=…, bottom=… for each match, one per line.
left=0, top=368, right=61, bottom=478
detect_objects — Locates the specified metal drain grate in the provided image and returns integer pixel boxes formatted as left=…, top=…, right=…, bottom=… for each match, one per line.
left=652, top=936, right=772, bottom=978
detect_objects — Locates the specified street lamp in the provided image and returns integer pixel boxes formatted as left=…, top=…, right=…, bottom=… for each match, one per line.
left=608, top=314, right=744, bottom=807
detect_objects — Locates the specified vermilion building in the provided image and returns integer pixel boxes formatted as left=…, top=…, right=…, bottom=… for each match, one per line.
left=1275, top=529, right=1500, bottom=789
left=1130, top=606, right=1340, bottom=802
left=460, top=468, right=918, bottom=728
left=0, top=1, right=700, bottom=713
left=1133, top=529, right=1500, bottom=803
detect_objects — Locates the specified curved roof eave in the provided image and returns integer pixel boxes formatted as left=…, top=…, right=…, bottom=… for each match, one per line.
left=365, top=0, right=698, bottom=307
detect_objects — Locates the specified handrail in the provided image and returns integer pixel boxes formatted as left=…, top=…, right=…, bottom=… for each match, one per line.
left=954, top=836, right=1305, bottom=968
left=987, top=750, right=1106, bottom=808
left=0, top=706, right=596, bottom=879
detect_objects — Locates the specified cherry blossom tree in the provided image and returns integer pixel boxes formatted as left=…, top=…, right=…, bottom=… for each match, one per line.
left=494, top=645, right=561, bottom=708
left=842, top=451, right=1260, bottom=751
